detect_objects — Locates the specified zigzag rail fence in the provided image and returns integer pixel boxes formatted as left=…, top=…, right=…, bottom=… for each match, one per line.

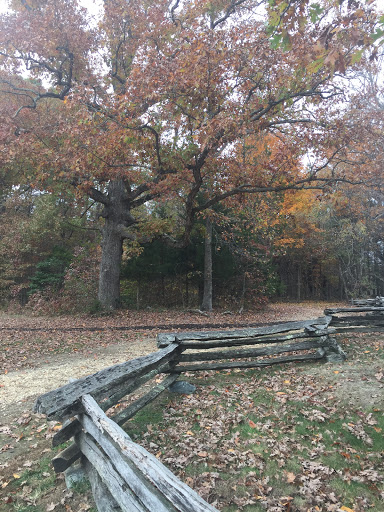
left=33, top=299, right=384, bottom=511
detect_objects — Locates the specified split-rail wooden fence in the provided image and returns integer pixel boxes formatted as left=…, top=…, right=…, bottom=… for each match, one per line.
left=33, top=300, right=384, bottom=511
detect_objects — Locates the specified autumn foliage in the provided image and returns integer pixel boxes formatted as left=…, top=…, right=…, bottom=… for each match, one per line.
left=0, top=0, right=383, bottom=310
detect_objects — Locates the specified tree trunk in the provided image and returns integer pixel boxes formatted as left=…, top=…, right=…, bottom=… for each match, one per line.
left=297, top=263, right=301, bottom=302
left=201, top=217, right=213, bottom=312
left=98, top=180, right=129, bottom=311
left=239, top=270, right=247, bottom=313
left=98, top=216, right=123, bottom=310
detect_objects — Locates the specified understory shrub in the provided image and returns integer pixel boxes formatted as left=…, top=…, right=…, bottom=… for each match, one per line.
left=26, top=245, right=100, bottom=315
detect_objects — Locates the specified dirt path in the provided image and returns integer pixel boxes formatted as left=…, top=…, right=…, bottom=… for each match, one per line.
left=0, top=336, right=159, bottom=420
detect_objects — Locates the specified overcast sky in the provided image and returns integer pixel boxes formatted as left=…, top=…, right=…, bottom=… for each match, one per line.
left=1, top=0, right=383, bottom=13
left=0, top=1, right=383, bottom=30
left=0, top=0, right=103, bottom=14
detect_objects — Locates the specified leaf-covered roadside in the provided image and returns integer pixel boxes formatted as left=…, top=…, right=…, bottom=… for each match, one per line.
left=126, top=333, right=384, bottom=512
left=0, top=412, right=94, bottom=511
left=0, top=303, right=329, bottom=372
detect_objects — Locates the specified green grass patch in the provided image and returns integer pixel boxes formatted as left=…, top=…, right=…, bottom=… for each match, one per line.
left=8, top=457, right=56, bottom=492
left=119, top=349, right=384, bottom=512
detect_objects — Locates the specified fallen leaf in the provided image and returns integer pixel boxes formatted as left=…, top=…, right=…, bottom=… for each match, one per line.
left=285, top=471, right=296, bottom=483
left=78, top=504, right=91, bottom=511
left=0, top=444, right=13, bottom=453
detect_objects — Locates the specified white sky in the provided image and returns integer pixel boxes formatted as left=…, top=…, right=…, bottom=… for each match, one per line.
left=0, top=0, right=383, bottom=13
left=0, top=0, right=103, bottom=14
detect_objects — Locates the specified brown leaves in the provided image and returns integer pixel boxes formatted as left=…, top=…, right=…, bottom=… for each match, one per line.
left=302, top=408, right=329, bottom=422
left=135, top=331, right=384, bottom=511
left=285, top=471, right=296, bottom=484
left=1, top=310, right=384, bottom=512
left=0, top=304, right=324, bottom=372
left=343, top=422, right=373, bottom=446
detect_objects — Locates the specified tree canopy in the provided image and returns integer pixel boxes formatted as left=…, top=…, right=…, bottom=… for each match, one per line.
left=0, top=0, right=383, bottom=309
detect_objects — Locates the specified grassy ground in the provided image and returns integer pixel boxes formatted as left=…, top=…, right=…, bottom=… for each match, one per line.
left=0, top=416, right=95, bottom=512
left=1, top=325, right=383, bottom=511
left=123, top=333, right=384, bottom=512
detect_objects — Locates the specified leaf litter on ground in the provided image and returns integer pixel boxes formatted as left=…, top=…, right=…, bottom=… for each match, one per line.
left=0, top=302, right=332, bottom=372
left=125, top=333, right=384, bottom=512
left=1, top=304, right=383, bottom=511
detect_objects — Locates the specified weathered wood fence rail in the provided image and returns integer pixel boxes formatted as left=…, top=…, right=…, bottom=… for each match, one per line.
left=33, top=301, right=384, bottom=511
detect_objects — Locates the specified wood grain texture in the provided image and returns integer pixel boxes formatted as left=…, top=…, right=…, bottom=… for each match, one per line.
left=83, top=459, right=122, bottom=512
left=111, top=374, right=180, bottom=426
left=79, top=394, right=219, bottom=512
left=34, top=343, right=180, bottom=419
left=157, top=318, right=327, bottom=347
left=171, top=352, right=325, bottom=373
left=179, top=340, right=322, bottom=363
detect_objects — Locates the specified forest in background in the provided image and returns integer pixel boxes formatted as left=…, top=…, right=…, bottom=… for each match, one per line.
left=0, top=0, right=384, bottom=313
left=1, top=179, right=384, bottom=313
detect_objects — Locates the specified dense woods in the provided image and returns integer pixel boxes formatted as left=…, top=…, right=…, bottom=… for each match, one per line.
left=1, top=183, right=384, bottom=311
left=0, top=0, right=384, bottom=312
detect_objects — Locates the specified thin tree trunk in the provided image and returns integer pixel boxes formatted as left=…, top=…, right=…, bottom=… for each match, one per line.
left=339, top=261, right=350, bottom=300
left=297, top=263, right=301, bottom=302
left=239, top=270, right=247, bottom=313
left=201, top=217, right=213, bottom=312
left=185, top=273, right=189, bottom=307
left=136, top=279, right=140, bottom=310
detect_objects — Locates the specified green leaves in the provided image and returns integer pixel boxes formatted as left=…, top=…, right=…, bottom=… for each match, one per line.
left=370, top=27, right=384, bottom=44
left=351, top=49, right=364, bottom=65
left=309, top=2, right=324, bottom=24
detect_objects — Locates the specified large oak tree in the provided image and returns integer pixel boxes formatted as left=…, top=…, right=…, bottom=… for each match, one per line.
left=0, top=0, right=381, bottom=309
